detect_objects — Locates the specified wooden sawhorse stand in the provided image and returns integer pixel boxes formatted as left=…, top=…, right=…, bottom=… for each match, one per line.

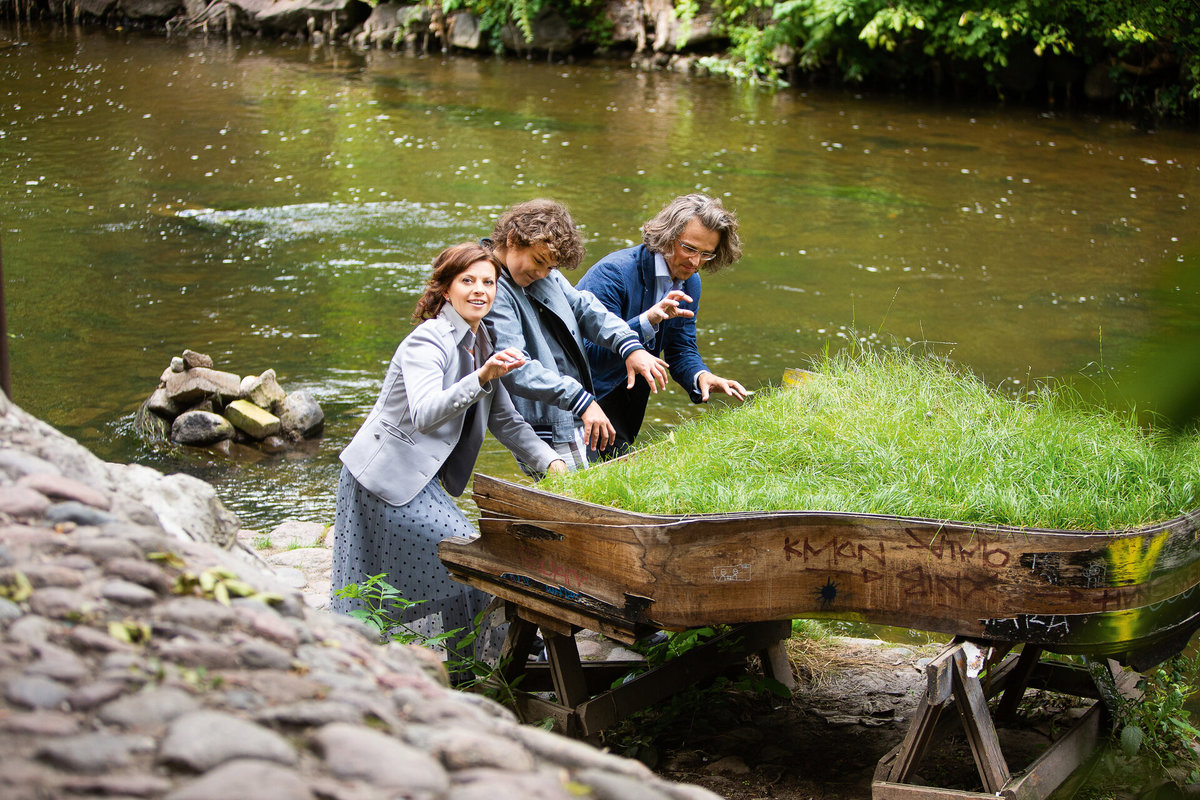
left=491, top=602, right=797, bottom=738
left=873, top=639, right=1139, bottom=800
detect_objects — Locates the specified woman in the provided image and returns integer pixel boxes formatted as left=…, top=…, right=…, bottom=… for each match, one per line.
left=331, top=242, right=566, bottom=666
left=483, top=199, right=669, bottom=471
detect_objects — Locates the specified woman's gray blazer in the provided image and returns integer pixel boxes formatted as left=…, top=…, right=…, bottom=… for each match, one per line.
left=339, top=305, right=559, bottom=507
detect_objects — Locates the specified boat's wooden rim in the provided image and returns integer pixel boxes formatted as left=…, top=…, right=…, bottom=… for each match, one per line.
left=472, top=472, right=1200, bottom=540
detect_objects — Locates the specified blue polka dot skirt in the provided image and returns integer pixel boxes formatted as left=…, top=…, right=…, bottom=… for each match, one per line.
left=330, top=466, right=503, bottom=668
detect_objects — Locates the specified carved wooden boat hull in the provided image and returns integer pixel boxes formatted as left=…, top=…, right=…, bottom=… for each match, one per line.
left=439, top=473, right=1200, bottom=669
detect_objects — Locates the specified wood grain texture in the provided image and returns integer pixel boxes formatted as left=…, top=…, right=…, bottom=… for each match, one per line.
left=439, top=473, right=1200, bottom=666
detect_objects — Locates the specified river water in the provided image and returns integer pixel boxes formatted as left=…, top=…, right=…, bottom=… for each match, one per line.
left=2, top=24, right=1199, bottom=530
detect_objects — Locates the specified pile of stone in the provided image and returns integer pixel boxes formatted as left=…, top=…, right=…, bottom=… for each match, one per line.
left=0, top=390, right=721, bottom=800
left=138, top=350, right=324, bottom=455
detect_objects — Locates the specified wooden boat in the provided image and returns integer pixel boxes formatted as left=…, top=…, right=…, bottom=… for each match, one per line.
left=442, top=474, right=1200, bottom=799
left=441, top=473, right=1200, bottom=671
left=439, top=361, right=1200, bottom=798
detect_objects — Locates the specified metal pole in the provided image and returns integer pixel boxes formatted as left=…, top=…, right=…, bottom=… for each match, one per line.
left=0, top=233, right=10, bottom=399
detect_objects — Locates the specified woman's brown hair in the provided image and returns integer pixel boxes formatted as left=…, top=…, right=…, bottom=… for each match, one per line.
left=411, top=243, right=501, bottom=323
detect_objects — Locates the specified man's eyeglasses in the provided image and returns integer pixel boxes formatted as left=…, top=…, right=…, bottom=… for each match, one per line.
left=677, top=240, right=717, bottom=262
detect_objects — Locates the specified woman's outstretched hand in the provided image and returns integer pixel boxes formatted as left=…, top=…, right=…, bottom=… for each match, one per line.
left=477, top=347, right=527, bottom=385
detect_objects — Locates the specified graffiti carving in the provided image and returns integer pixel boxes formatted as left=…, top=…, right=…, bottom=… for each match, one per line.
left=517, top=542, right=582, bottom=591
left=714, top=564, right=752, bottom=582
left=905, top=529, right=1011, bottom=567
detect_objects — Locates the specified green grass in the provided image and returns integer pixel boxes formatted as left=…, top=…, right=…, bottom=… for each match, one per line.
left=543, top=349, right=1200, bottom=531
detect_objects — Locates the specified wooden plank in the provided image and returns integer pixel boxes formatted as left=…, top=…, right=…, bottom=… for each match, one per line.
left=516, top=661, right=646, bottom=694
left=996, top=646, right=1042, bottom=722
left=516, top=606, right=575, bottom=637
left=497, top=614, right=538, bottom=685
left=544, top=630, right=589, bottom=709
left=508, top=692, right=576, bottom=734
left=886, top=692, right=946, bottom=783
left=951, top=650, right=1011, bottom=793
left=1001, top=702, right=1102, bottom=800
left=440, top=568, right=643, bottom=644
left=873, top=779, right=999, bottom=800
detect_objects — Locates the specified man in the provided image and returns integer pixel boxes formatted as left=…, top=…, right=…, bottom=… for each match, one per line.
left=483, top=199, right=670, bottom=472
left=578, top=193, right=748, bottom=458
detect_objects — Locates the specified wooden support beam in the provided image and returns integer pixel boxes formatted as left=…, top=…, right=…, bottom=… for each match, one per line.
left=876, top=642, right=1137, bottom=800
left=996, top=646, right=1042, bottom=722
left=925, top=640, right=962, bottom=704
left=485, top=601, right=793, bottom=739
left=1000, top=702, right=1102, bottom=800
left=886, top=691, right=947, bottom=784
left=497, top=613, right=539, bottom=685
left=950, top=648, right=1011, bottom=793
left=544, top=630, right=589, bottom=709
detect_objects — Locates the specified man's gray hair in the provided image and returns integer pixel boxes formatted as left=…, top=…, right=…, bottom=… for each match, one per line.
left=642, top=193, right=742, bottom=271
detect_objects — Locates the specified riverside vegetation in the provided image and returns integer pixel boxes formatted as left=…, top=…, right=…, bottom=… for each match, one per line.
left=2, top=0, right=1198, bottom=121
left=544, top=347, right=1200, bottom=531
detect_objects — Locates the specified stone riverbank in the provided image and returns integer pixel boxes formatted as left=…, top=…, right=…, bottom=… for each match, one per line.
left=0, top=388, right=720, bottom=800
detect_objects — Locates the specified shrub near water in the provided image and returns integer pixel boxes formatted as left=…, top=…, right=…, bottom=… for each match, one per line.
left=544, top=351, right=1200, bottom=531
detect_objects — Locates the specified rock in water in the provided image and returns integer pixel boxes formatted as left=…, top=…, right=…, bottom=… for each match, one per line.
left=171, top=411, right=234, bottom=446
left=147, top=388, right=179, bottom=418
left=134, top=400, right=171, bottom=447
left=164, top=368, right=243, bottom=407
left=224, top=400, right=282, bottom=440
left=243, top=369, right=287, bottom=413
left=181, top=349, right=214, bottom=369
left=278, top=391, right=324, bottom=439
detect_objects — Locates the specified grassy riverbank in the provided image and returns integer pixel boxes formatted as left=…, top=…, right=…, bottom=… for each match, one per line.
left=544, top=349, right=1200, bottom=530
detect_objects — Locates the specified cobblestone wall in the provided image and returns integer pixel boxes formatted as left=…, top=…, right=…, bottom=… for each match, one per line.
left=0, top=390, right=720, bottom=800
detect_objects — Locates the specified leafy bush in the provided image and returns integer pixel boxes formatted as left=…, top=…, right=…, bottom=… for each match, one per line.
left=1114, top=650, right=1200, bottom=779
left=687, top=0, right=1199, bottom=118
left=440, top=0, right=610, bottom=49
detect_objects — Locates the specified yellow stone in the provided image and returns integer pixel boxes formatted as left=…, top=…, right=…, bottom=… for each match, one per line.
left=224, top=399, right=281, bottom=440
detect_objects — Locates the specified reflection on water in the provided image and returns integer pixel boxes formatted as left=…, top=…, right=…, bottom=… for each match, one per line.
left=1, top=24, right=1198, bottom=530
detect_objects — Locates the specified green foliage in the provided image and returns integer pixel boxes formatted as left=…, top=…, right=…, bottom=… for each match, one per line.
left=636, top=626, right=720, bottom=668
left=545, top=345, right=1200, bottom=530
left=1112, top=650, right=1200, bottom=780
left=333, top=577, right=533, bottom=713
left=340, top=577, right=552, bottom=716
left=686, top=0, right=1199, bottom=118
left=443, top=0, right=610, bottom=49
left=334, top=574, right=506, bottom=689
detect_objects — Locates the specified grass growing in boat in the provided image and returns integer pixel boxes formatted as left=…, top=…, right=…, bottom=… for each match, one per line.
left=543, top=349, right=1200, bottom=531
